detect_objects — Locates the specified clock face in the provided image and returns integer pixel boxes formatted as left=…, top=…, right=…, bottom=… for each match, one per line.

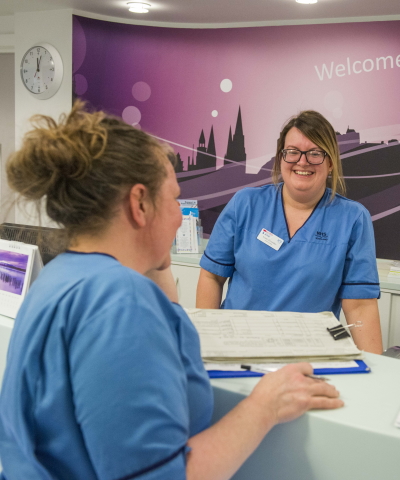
left=20, top=44, right=63, bottom=99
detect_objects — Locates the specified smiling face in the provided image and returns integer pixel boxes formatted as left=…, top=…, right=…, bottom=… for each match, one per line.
left=281, top=127, right=332, bottom=205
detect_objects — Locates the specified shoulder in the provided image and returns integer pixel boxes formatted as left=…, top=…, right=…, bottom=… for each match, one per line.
left=234, top=183, right=278, bottom=201
left=325, top=191, right=371, bottom=220
left=228, top=184, right=279, bottom=213
left=27, top=253, right=173, bottom=330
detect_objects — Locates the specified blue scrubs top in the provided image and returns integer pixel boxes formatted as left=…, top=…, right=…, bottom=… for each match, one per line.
left=200, top=184, right=380, bottom=319
left=0, top=252, right=213, bottom=480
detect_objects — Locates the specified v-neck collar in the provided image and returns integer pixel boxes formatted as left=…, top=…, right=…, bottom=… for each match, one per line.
left=279, top=184, right=327, bottom=242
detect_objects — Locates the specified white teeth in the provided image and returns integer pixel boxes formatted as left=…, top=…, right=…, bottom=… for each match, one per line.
left=294, top=171, right=313, bottom=176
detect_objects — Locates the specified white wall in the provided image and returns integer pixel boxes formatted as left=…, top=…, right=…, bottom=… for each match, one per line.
left=0, top=53, right=15, bottom=223
left=14, top=9, right=73, bottom=226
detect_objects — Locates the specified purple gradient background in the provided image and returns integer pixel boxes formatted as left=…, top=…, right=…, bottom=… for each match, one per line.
left=0, top=250, right=28, bottom=270
left=73, top=16, right=400, bottom=171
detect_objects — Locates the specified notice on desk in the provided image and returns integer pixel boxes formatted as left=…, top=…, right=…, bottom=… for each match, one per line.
left=176, top=215, right=198, bottom=254
left=388, top=261, right=400, bottom=279
left=186, top=309, right=362, bottom=363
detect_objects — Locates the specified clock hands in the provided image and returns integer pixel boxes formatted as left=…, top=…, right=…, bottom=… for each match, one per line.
left=34, top=56, right=42, bottom=78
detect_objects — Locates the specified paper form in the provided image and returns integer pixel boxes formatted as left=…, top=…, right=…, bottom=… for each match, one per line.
left=186, top=309, right=362, bottom=363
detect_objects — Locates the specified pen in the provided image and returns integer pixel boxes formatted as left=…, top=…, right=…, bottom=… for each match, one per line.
left=240, top=365, right=328, bottom=381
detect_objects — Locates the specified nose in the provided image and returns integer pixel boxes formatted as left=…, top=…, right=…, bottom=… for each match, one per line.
left=297, top=152, right=309, bottom=165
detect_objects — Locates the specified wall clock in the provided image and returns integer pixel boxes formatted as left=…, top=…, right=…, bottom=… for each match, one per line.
left=20, top=43, right=64, bottom=99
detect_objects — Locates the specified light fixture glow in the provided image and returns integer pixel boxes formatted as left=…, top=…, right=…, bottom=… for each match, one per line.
left=296, top=0, right=318, bottom=3
left=127, top=2, right=151, bottom=13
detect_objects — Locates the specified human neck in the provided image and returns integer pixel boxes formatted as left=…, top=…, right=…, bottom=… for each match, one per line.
left=282, top=184, right=325, bottom=211
left=69, top=220, right=151, bottom=275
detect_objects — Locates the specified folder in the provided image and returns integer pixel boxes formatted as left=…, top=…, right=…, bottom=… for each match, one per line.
left=207, top=360, right=370, bottom=378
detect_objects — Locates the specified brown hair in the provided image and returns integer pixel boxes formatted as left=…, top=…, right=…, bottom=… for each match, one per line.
left=272, top=110, right=346, bottom=199
left=6, top=101, right=172, bottom=241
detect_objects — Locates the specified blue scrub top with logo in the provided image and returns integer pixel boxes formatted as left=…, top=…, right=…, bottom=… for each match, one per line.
left=200, top=184, right=380, bottom=318
left=0, top=252, right=213, bottom=480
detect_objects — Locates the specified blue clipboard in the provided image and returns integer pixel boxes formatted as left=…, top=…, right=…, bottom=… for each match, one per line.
left=208, top=360, right=370, bottom=378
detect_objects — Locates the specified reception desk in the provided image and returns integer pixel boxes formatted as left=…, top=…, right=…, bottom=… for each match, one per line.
left=211, top=352, right=400, bottom=480
left=1, top=315, right=400, bottom=478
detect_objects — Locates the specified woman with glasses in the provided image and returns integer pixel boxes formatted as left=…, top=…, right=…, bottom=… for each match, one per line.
left=0, top=104, right=343, bottom=480
left=197, top=110, right=382, bottom=354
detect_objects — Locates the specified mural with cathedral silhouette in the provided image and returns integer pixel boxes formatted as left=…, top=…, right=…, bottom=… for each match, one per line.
left=73, top=15, right=400, bottom=259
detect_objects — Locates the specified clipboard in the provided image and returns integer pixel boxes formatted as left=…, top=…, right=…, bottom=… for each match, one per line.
left=208, top=360, right=370, bottom=378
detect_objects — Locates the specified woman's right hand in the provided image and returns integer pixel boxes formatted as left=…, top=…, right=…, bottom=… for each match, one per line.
left=248, top=363, right=344, bottom=427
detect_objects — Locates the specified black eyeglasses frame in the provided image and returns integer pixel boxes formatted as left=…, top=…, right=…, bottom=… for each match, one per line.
left=281, top=149, right=327, bottom=165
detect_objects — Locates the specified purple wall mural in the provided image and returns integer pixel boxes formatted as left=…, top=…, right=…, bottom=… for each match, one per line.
left=73, top=15, right=400, bottom=260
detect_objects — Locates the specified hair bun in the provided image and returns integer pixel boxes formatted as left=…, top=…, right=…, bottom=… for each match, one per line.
left=7, top=101, right=107, bottom=201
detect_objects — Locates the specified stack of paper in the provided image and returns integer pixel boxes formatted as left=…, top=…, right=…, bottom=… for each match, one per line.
left=388, top=261, right=400, bottom=279
left=186, top=309, right=363, bottom=363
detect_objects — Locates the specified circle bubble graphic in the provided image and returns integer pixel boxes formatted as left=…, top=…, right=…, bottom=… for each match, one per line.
left=220, top=79, right=232, bottom=93
left=323, top=91, right=344, bottom=111
left=212, top=110, right=218, bottom=117
left=132, top=81, right=151, bottom=102
left=73, top=74, right=88, bottom=95
left=122, top=106, right=141, bottom=126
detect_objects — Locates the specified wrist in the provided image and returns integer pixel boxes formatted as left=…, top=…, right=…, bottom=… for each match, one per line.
left=245, top=388, right=278, bottom=433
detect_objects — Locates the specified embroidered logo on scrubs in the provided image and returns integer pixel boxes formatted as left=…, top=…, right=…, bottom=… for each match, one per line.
left=315, top=231, right=328, bottom=241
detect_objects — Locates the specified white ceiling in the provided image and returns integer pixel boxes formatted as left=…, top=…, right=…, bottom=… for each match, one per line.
left=1, top=0, right=400, bottom=26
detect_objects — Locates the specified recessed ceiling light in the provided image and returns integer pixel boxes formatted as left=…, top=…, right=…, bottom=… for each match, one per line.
left=296, top=0, right=318, bottom=3
left=127, top=2, right=151, bottom=13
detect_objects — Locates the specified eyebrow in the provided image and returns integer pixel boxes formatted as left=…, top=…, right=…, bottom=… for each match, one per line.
left=285, top=146, right=322, bottom=150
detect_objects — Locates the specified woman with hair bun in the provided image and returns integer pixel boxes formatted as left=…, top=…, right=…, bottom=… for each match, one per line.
left=0, top=103, right=342, bottom=480
left=197, top=110, right=382, bottom=354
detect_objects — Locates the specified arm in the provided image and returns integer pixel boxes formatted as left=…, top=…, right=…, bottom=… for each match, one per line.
left=342, top=298, right=383, bottom=354
left=186, top=363, right=343, bottom=480
left=145, top=266, right=179, bottom=303
left=196, top=268, right=227, bottom=309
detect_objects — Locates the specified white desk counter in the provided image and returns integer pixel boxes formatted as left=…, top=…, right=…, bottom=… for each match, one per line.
left=2, top=315, right=400, bottom=478
left=211, top=352, right=400, bottom=480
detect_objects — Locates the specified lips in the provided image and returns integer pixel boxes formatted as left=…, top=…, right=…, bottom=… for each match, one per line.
left=293, top=170, right=314, bottom=176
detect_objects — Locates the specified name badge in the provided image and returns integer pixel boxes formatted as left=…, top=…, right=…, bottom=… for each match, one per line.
left=257, top=228, right=284, bottom=251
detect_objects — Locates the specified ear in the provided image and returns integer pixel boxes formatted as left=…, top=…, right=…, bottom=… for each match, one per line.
left=328, top=157, right=333, bottom=173
left=127, top=184, right=152, bottom=228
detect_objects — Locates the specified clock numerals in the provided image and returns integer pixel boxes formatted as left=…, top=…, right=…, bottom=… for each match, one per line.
left=21, top=44, right=63, bottom=98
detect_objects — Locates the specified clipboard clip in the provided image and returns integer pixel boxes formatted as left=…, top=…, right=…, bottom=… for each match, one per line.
left=327, top=321, right=362, bottom=340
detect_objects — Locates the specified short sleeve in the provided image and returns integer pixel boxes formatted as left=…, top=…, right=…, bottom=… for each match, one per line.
left=68, top=279, right=190, bottom=480
left=338, top=208, right=380, bottom=299
left=200, top=194, right=237, bottom=278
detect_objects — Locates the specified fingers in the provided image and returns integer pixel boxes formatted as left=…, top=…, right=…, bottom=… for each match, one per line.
left=308, top=380, right=339, bottom=396
left=308, top=396, right=344, bottom=410
left=290, top=362, right=314, bottom=377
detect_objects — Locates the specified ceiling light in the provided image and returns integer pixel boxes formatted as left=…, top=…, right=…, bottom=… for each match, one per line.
left=296, top=0, right=318, bottom=3
left=127, top=2, right=151, bottom=13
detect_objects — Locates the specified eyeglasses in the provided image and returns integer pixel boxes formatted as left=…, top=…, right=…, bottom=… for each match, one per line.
left=281, top=149, right=327, bottom=165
